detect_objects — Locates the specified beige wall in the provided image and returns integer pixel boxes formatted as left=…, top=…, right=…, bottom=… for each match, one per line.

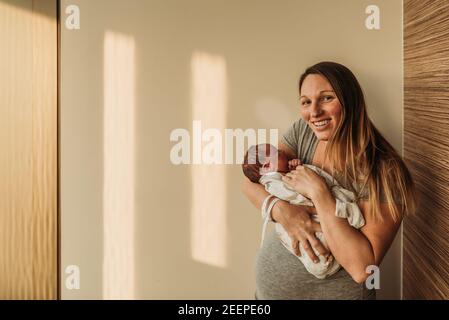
left=60, top=0, right=403, bottom=299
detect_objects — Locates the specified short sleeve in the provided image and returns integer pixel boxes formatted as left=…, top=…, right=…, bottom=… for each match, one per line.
left=281, top=120, right=301, bottom=157
left=281, top=119, right=318, bottom=164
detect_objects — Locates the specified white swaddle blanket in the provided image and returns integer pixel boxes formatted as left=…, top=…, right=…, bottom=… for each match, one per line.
left=259, top=164, right=365, bottom=279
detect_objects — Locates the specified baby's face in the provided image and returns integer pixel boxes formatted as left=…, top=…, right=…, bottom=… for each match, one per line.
left=260, top=150, right=289, bottom=175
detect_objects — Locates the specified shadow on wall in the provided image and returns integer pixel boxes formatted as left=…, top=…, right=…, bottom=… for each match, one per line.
left=1, top=0, right=56, bottom=17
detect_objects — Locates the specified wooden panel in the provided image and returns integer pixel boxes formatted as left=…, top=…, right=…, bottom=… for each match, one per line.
left=0, top=0, right=57, bottom=299
left=403, top=0, right=449, bottom=299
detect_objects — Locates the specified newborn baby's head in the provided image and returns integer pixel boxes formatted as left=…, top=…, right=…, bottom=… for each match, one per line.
left=242, top=143, right=289, bottom=183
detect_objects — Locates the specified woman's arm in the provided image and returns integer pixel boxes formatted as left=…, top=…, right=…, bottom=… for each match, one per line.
left=283, top=165, right=402, bottom=283
left=311, top=184, right=401, bottom=284
left=241, top=177, right=330, bottom=261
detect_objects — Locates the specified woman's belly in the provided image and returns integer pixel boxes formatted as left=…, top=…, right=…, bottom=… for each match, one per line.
left=255, top=230, right=375, bottom=300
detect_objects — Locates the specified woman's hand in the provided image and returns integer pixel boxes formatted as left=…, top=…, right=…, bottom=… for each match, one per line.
left=282, top=165, right=328, bottom=200
left=272, top=201, right=330, bottom=262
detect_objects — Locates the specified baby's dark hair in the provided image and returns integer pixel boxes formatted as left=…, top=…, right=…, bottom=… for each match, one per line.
left=242, top=144, right=278, bottom=183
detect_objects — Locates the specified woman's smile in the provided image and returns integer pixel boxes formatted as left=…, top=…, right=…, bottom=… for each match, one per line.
left=311, top=118, right=331, bottom=129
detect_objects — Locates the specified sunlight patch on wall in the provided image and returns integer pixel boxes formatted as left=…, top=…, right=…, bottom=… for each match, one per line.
left=190, top=51, right=228, bottom=268
left=103, top=31, right=136, bottom=299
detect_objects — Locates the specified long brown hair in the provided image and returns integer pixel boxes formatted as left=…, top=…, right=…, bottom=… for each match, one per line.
left=299, top=61, right=415, bottom=222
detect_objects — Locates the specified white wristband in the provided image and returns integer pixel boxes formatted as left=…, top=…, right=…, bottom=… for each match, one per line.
left=260, top=196, right=280, bottom=247
left=266, top=197, right=280, bottom=222
left=261, top=195, right=276, bottom=221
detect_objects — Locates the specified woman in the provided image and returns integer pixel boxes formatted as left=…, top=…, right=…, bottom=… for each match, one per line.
left=242, top=61, right=416, bottom=299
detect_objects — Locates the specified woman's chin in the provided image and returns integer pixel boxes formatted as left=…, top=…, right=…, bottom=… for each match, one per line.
left=308, top=124, right=332, bottom=140
left=314, top=131, right=331, bottom=141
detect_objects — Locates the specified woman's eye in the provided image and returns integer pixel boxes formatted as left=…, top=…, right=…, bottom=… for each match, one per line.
left=323, top=96, right=334, bottom=101
left=301, top=100, right=310, bottom=106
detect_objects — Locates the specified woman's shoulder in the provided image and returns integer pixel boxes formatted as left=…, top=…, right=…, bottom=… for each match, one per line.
left=282, top=119, right=318, bottom=163
left=292, top=118, right=310, bottom=133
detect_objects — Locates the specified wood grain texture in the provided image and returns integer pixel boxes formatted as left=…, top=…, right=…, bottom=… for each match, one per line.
left=0, top=0, right=57, bottom=299
left=404, top=0, right=449, bottom=299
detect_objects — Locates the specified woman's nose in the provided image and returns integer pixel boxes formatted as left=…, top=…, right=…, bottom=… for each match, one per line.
left=310, top=101, right=323, bottom=117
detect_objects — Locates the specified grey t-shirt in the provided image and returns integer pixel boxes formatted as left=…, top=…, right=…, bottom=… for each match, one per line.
left=282, top=118, right=319, bottom=165
left=254, top=119, right=376, bottom=300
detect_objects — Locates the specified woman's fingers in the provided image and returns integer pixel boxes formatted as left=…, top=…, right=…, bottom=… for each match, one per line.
left=301, top=240, right=320, bottom=263
left=284, top=168, right=304, bottom=181
left=282, top=174, right=293, bottom=186
left=311, top=220, right=322, bottom=233
left=291, top=234, right=323, bottom=263
left=284, top=172, right=293, bottom=178
left=308, top=236, right=330, bottom=257
left=283, top=172, right=297, bottom=186
left=291, top=238, right=301, bottom=257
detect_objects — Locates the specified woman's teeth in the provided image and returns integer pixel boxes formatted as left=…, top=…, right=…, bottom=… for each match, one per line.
left=313, top=119, right=330, bottom=127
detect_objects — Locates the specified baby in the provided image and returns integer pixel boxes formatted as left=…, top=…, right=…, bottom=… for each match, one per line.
left=242, top=143, right=365, bottom=279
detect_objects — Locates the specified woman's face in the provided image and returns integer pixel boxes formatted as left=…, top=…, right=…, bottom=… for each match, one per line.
left=299, top=74, right=343, bottom=141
